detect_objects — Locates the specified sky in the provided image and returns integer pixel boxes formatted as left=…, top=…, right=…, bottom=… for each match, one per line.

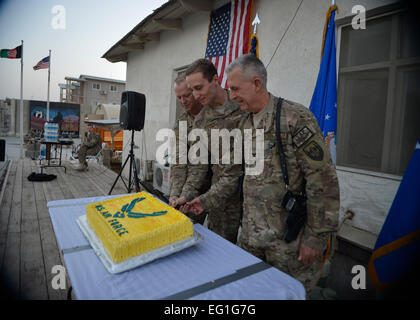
left=0, top=0, right=167, bottom=102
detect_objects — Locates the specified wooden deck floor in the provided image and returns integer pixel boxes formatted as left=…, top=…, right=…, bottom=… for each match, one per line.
left=0, top=158, right=130, bottom=299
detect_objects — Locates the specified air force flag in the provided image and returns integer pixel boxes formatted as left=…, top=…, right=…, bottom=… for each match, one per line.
left=368, top=139, right=420, bottom=292
left=309, top=6, right=338, bottom=165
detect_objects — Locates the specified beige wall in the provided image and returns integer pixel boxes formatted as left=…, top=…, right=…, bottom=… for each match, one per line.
left=12, top=99, right=30, bottom=137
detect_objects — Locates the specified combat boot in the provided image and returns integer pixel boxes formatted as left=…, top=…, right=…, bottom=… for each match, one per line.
left=76, top=162, right=88, bottom=171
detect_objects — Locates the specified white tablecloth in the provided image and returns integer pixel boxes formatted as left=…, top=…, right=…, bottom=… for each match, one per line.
left=48, top=195, right=306, bottom=300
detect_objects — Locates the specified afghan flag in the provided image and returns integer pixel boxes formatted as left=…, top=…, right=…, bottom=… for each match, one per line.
left=0, top=45, right=22, bottom=59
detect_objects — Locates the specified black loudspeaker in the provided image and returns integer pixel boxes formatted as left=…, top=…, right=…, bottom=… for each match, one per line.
left=120, top=91, right=146, bottom=131
left=0, top=139, right=5, bottom=162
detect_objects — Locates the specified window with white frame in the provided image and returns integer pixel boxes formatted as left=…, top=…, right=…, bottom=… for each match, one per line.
left=336, top=5, right=420, bottom=175
left=92, top=83, right=101, bottom=90
left=110, top=85, right=117, bottom=92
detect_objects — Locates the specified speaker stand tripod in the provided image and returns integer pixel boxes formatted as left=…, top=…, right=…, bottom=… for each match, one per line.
left=109, top=129, right=144, bottom=195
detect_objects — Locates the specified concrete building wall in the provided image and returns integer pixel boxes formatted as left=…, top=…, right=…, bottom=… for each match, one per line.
left=0, top=99, right=15, bottom=137
left=120, top=0, right=399, bottom=243
left=12, top=99, right=30, bottom=138
left=83, top=79, right=125, bottom=113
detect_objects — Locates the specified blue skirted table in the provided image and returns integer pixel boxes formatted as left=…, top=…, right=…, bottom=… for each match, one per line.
left=47, top=194, right=306, bottom=300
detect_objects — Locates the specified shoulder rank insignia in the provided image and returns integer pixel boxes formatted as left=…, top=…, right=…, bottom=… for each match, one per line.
left=303, top=141, right=324, bottom=161
left=292, top=126, right=314, bottom=148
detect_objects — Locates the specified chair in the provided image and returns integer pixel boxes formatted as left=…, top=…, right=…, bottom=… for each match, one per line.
left=86, top=142, right=107, bottom=164
left=70, top=144, right=80, bottom=160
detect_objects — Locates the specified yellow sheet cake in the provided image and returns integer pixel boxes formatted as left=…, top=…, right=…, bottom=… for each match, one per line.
left=86, top=192, right=193, bottom=263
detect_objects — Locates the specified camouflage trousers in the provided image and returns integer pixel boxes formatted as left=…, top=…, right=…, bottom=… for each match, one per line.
left=77, top=144, right=101, bottom=165
left=238, top=235, right=324, bottom=298
left=207, top=199, right=242, bottom=244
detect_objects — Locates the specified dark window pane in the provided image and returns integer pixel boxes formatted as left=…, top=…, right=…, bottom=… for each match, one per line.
left=337, top=70, right=388, bottom=171
left=397, top=68, right=420, bottom=174
left=398, top=11, right=420, bottom=59
left=340, top=16, right=392, bottom=67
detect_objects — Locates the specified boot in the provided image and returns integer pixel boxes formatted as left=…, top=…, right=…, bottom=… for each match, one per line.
left=76, top=162, right=88, bottom=171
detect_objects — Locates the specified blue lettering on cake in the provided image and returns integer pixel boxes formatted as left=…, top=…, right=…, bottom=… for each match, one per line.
left=102, top=211, right=111, bottom=218
left=127, top=211, right=168, bottom=218
left=97, top=196, right=170, bottom=237
left=112, top=223, right=123, bottom=230
left=113, top=211, right=125, bottom=218
left=95, top=205, right=105, bottom=211
left=117, top=229, right=128, bottom=236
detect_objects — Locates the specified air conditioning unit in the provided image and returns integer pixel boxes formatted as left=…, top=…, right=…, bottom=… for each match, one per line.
left=153, top=162, right=171, bottom=196
left=100, top=90, right=107, bottom=95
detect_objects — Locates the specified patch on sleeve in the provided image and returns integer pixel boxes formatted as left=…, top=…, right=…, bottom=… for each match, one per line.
left=292, top=126, right=314, bottom=148
left=303, top=141, right=324, bottom=161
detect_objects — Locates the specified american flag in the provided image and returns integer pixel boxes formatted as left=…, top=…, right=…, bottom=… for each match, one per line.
left=33, top=56, right=50, bottom=70
left=205, top=0, right=253, bottom=88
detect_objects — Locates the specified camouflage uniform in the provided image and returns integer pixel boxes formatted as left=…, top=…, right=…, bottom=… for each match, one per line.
left=181, top=98, right=246, bottom=243
left=238, top=94, right=339, bottom=295
left=170, top=110, right=209, bottom=224
left=77, top=131, right=102, bottom=166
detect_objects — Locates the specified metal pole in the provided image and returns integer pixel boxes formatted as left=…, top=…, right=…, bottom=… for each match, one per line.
left=19, top=40, right=24, bottom=159
left=47, top=49, right=51, bottom=121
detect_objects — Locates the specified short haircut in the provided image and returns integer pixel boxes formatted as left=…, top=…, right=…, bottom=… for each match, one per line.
left=185, top=58, right=218, bottom=83
left=174, top=74, right=187, bottom=86
left=226, top=54, right=267, bottom=89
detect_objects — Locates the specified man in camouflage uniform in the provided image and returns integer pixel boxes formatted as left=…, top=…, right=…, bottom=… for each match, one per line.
left=76, top=124, right=102, bottom=171
left=226, top=54, right=339, bottom=296
left=169, top=75, right=207, bottom=224
left=179, top=58, right=246, bottom=244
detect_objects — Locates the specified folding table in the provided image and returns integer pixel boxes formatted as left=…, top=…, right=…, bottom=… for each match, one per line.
left=48, top=194, right=306, bottom=300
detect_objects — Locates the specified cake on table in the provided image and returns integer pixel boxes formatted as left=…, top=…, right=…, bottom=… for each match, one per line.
left=86, top=191, right=193, bottom=263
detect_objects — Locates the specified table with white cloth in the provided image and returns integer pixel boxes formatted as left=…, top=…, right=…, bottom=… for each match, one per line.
left=39, top=138, right=74, bottom=173
left=48, top=194, right=306, bottom=300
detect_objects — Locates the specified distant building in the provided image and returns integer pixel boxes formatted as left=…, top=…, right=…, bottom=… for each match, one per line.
left=58, top=74, right=125, bottom=114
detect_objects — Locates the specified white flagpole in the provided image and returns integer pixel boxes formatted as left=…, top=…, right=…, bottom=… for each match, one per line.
left=46, top=49, right=51, bottom=122
left=19, top=40, right=24, bottom=159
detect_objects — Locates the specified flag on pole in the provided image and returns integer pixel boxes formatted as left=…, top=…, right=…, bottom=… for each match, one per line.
left=33, top=56, right=50, bottom=70
left=250, top=13, right=260, bottom=58
left=368, top=138, right=420, bottom=293
left=205, top=0, right=253, bottom=88
left=0, top=45, right=22, bottom=59
left=309, top=5, right=338, bottom=165
left=249, top=33, right=259, bottom=58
